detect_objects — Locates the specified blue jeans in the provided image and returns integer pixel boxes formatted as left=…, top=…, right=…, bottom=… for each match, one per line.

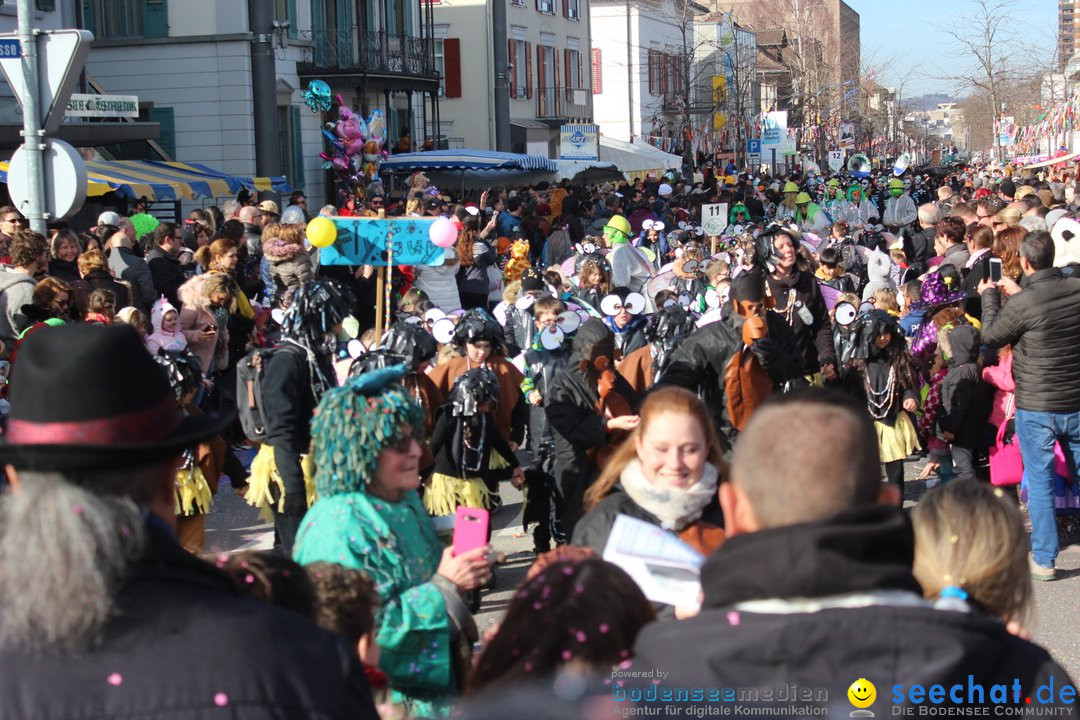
left=1015, top=409, right=1080, bottom=568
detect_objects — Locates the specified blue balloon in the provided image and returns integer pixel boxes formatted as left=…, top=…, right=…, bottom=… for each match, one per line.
left=303, top=80, right=333, bottom=113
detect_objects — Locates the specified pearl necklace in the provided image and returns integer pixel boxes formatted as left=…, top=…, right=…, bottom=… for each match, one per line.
left=864, top=365, right=897, bottom=421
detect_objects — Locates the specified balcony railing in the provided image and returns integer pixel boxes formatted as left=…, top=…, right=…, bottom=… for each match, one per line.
left=302, top=28, right=436, bottom=77
left=536, top=86, right=592, bottom=120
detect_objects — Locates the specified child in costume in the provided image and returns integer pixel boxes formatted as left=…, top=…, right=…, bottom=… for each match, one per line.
left=152, top=349, right=225, bottom=554
left=426, top=367, right=524, bottom=517
left=145, top=297, right=188, bottom=354
left=617, top=303, right=697, bottom=393
left=599, top=286, right=649, bottom=359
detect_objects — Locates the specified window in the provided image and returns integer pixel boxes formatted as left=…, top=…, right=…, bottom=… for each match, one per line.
left=273, top=0, right=297, bottom=39
left=434, top=39, right=445, bottom=96
left=564, top=0, right=580, bottom=19
left=36, top=0, right=57, bottom=11
left=565, top=48, right=582, bottom=89
left=591, top=47, right=602, bottom=94
left=82, top=0, right=168, bottom=38
left=511, top=0, right=524, bottom=5
left=648, top=49, right=661, bottom=95
left=536, top=0, right=554, bottom=14
left=510, top=38, right=531, bottom=99
left=147, top=106, right=174, bottom=158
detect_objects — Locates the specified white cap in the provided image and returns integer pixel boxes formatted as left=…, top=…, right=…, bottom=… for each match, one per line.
left=658, top=183, right=673, bottom=197
left=97, top=211, right=122, bottom=226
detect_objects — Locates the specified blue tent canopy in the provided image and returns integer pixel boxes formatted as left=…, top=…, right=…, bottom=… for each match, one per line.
left=380, top=149, right=558, bottom=173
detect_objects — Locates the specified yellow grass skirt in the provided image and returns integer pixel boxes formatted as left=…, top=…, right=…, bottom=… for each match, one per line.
left=876, top=411, right=921, bottom=464
left=243, top=444, right=316, bottom=524
left=175, top=467, right=213, bottom=517
left=424, top=474, right=490, bottom=517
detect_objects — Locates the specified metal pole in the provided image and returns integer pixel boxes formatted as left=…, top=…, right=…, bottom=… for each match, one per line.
left=492, top=0, right=510, bottom=151
left=17, top=0, right=46, bottom=234
left=248, top=0, right=283, bottom=201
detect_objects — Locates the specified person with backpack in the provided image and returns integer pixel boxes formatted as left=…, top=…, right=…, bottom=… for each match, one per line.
left=240, top=278, right=354, bottom=554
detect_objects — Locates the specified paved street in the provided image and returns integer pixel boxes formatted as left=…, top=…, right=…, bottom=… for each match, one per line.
left=205, top=464, right=1080, bottom=681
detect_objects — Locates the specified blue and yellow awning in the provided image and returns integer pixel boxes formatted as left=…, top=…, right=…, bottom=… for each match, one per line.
left=0, top=159, right=291, bottom=201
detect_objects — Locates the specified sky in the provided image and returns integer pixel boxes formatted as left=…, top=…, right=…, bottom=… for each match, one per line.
left=845, top=0, right=1059, bottom=99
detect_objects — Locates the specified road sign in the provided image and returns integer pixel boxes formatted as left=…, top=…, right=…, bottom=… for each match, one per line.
left=66, top=93, right=139, bottom=118
left=701, top=202, right=729, bottom=236
left=318, top=217, right=447, bottom=267
left=747, top=138, right=761, bottom=155
left=828, top=149, right=845, bottom=172
left=0, top=29, right=93, bottom=134
left=0, top=38, right=20, bottom=58
left=748, top=152, right=761, bottom=167
left=8, top=138, right=86, bottom=221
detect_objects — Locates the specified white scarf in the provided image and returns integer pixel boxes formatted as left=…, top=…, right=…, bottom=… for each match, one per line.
left=618, top=459, right=720, bottom=532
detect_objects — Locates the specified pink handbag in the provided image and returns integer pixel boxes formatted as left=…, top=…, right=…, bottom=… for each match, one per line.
left=990, top=395, right=1071, bottom=486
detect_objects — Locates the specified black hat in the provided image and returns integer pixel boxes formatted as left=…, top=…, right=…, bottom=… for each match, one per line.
left=0, top=325, right=231, bottom=471
left=520, top=268, right=545, bottom=292
left=424, top=197, right=443, bottom=211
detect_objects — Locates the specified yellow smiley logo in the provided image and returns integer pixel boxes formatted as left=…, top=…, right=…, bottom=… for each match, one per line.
left=848, top=678, right=877, bottom=709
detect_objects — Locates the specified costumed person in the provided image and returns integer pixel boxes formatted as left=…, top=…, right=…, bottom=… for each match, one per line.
left=729, top=202, right=751, bottom=229
left=635, top=218, right=668, bottom=267
left=884, top=177, right=917, bottom=232
left=546, top=319, right=641, bottom=536
left=427, top=308, right=527, bottom=505
left=242, top=278, right=353, bottom=554
left=425, top=367, right=525, bottom=517
left=821, top=178, right=844, bottom=220
left=518, top=295, right=576, bottom=553
left=659, top=266, right=802, bottom=447
left=374, top=321, right=444, bottom=436
left=572, top=251, right=611, bottom=314
left=775, top=181, right=800, bottom=222
left=293, top=366, right=493, bottom=718
left=152, top=349, right=226, bottom=554
left=501, top=268, right=548, bottom=358
left=837, top=183, right=877, bottom=229
left=845, top=310, right=922, bottom=497
left=606, top=214, right=652, bottom=294
left=670, top=240, right=709, bottom=305
left=794, top=191, right=830, bottom=234
left=145, top=296, right=188, bottom=355
left=617, top=303, right=697, bottom=393
left=600, top=287, right=648, bottom=359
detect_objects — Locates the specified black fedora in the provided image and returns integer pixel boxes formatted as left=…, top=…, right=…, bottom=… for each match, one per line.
left=0, top=324, right=232, bottom=471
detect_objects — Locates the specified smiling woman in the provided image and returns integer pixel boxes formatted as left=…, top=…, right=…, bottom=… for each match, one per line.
left=571, top=386, right=728, bottom=559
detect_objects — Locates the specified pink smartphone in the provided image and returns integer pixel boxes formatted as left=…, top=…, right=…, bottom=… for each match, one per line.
left=452, top=507, right=490, bottom=556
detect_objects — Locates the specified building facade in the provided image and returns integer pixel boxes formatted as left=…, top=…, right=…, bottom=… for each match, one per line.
left=431, top=0, right=592, bottom=155
left=1061, top=0, right=1079, bottom=71
left=694, top=13, right=756, bottom=163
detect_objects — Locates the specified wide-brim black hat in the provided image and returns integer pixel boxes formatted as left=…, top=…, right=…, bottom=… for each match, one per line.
left=0, top=324, right=233, bottom=471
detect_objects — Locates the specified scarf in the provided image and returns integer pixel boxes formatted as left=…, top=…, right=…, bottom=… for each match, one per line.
left=618, top=458, right=719, bottom=531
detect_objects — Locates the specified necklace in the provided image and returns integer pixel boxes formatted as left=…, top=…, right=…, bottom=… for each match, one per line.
left=864, top=365, right=897, bottom=420
left=461, top=415, right=487, bottom=475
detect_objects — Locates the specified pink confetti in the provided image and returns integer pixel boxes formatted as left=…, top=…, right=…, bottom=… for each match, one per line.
left=524, top=661, right=533, bottom=672
left=107, top=673, right=123, bottom=686
left=575, top=631, right=587, bottom=642
left=562, top=566, right=574, bottom=575
left=244, top=574, right=255, bottom=584
left=120, top=526, right=131, bottom=537
left=598, top=623, right=610, bottom=634
left=72, top=504, right=83, bottom=515
left=561, top=650, right=573, bottom=661
left=726, top=611, right=741, bottom=626
left=619, top=658, right=632, bottom=668
left=214, top=693, right=229, bottom=707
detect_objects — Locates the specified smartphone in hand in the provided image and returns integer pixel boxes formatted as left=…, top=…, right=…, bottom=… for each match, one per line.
left=989, top=257, right=1003, bottom=283
left=452, top=507, right=490, bottom=556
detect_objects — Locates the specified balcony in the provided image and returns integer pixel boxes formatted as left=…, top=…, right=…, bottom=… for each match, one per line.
left=300, top=29, right=436, bottom=79
left=536, top=86, right=593, bottom=120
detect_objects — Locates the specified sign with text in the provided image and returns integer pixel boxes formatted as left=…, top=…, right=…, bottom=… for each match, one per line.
left=760, top=110, right=795, bottom=155
left=66, top=93, right=139, bottom=118
left=0, top=29, right=92, bottom=134
left=747, top=138, right=761, bottom=155
left=828, top=149, right=845, bottom=172
left=701, top=202, right=729, bottom=236
left=560, top=123, right=599, bottom=161
left=318, top=217, right=446, bottom=267
left=839, top=122, right=855, bottom=150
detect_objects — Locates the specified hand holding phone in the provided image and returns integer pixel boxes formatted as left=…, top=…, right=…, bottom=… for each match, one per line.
left=452, top=507, right=490, bottom=556
left=989, top=257, right=1003, bottom=283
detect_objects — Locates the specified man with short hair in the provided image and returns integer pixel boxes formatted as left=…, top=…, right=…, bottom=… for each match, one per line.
left=908, top=203, right=940, bottom=267
left=0, top=205, right=23, bottom=260
left=633, top=390, right=1072, bottom=706
left=145, top=222, right=186, bottom=309
left=0, top=229, right=48, bottom=347
left=107, top=222, right=156, bottom=314
left=0, top=324, right=378, bottom=718
left=238, top=205, right=264, bottom=257
left=934, top=215, right=969, bottom=271
left=979, top=231, right=1080, bottom=581
left=496, top=196, right=523, bottom=236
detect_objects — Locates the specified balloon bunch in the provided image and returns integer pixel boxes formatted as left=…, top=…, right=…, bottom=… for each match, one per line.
left=319, top=94, right=387, bottom=190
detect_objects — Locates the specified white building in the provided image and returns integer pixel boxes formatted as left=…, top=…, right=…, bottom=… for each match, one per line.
left=432, top=0, right=593, bottom=155
left=590, top=0, right=707, bottom=156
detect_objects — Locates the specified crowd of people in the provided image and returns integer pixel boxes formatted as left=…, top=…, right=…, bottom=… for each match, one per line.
left=0, top=160, right=1077, bottom=717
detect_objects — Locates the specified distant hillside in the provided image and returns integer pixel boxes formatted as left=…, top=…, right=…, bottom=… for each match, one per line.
left=905, top=93, right=957, bottom=111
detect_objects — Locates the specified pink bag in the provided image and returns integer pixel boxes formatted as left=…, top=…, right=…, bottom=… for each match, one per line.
left=990, top=399, right=1072, bottom=486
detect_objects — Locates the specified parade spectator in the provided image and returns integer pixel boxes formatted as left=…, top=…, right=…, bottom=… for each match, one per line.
left=107, top=221, right=156, bottom=314
left=47, top=229, right=82, bottom=285
left=128, top=196, right=160, bottom=242
left=146, top=222, right=186, bottom=309
left=263, top=222, right=315, bottom=303
left=979, top=230, right=1080, bottom=581
left=455, top=218, right=497, bottom=310
left=177, top=272, right=235, bottom=378
left=238, top=204, right=265, bottom=257
left=0, top=204, right=23, bottom=260
left=71, top=249, right=130, bottom=320
left=0, top=230, right=49, bottom=346
left=27, top=277, right=72, bottom=325
left=934, top=215, right=969, bottom=271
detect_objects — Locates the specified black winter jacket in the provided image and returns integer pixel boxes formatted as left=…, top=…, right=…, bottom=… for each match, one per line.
left=981, top=268, right=1080, bottom=413
left=146, top=245, right=186, bottom=310
left=939, top=325, right=991, bottom=448
left=0, top=520, right=377, bottom=719
left=571, top=485, right=724, bottom=554
left=766, top=270, right=837, bottom=375
left=262, top=345, right=320, bottom=455
left=632, top=506, right=1074, bottom=710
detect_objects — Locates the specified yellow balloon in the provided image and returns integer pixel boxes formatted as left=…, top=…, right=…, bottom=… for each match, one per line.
left=306, top=217, right=337, bottom=248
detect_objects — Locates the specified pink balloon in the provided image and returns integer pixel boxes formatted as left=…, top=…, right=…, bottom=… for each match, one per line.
left=429, top=217, right=458, bottom=248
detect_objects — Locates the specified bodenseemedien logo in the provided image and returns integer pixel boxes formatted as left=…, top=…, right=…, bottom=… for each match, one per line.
left=849, top=678, right=878, bottom=717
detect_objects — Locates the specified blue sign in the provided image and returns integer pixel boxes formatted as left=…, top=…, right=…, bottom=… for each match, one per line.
left=318, top=217, right=446, bottom=268
left=747, top=138, right=761, bottom=154
left=0, top=39, right=21, bottom=58
left=560, top=123, right=599, bottom=161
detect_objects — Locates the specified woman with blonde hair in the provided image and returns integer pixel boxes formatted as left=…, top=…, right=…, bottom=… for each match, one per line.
left=572, top=386, right=726, bottom=557
left=912, top=479, right=1033, bottom=635
left=177, top=272, right=236, bottom=378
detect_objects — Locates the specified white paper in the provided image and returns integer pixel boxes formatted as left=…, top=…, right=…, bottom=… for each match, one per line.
left=602, top=514, right=706, bottom=609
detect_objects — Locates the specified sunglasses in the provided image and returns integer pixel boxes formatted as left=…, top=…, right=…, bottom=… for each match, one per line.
left=388, top=429, right=423, bottom=453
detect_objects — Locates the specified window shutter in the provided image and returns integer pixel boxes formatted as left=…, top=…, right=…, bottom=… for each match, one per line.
left=536, top=44, right=544, bottom=113
left=444, top=38, right=462, bottom=98
left=525, top=41, right=533, bottom=99
left=648, top=50, right=657, bottom=94
left=591, top=47, right=602, bottom=94
left=143, top=0, right=168, bottom=38
left=81, top=0, right=95, bottom=33
left=659, top=54, right=668, bottom=95
left=578, top=49, right=584, bottom=87
left=564, top=49, right=571, bottom=89
left=291, top=105, right=305, bottom=189
left=552, top=48, right=560, bottom=114
left=148, top=106, right=175, bottom=158
left=509, top=40, right=517, bottom=99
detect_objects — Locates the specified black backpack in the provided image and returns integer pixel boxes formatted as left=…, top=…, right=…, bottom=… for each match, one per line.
left=236, top=346, right=287, bottom=443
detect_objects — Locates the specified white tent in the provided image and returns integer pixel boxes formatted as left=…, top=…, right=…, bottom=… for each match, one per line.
left=598, top=135, right=683, bottom=179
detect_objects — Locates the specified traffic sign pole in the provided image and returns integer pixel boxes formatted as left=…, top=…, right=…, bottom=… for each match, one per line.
left=17, top=0, right=46, bottom=234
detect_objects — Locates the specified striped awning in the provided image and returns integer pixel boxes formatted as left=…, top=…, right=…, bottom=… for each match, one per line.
left=0, top=159, right=291, bottom=201
left=380, top=149, right=558, bottom=173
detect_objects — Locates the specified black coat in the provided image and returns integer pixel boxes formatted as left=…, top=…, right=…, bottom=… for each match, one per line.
left=47, top=257, right=80, bottom=285
left=765, top=270, right=837, bottom=375
left=71, top=270, right=131, bottom=319
left=632, top=506, right=1074, bottom=709
left=146, top=246, right=186, bottom=309
left=0, top=521, right=377, bottom=719
left=262, top=345, right=320, bottom=456
left=571, top=485, right=724, bottom=554
left=981, top=268, right=1080, bottom=413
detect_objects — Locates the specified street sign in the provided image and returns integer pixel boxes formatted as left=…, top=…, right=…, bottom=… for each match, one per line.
left=0, top=29, right=93, bottom=134
left=8, top=138, right=86, bottom=221
left=701, top=202, right=729, bottom=236
left=747, top=138, right=761, bottom=155
left=0, top=38, right=21, bottom=58
left=828, top=150, right=845, bottom=172
left=66, top=93, right=139, bottom=118
left=318, top=217, right=447, bottom=267
left=748, top=152, right=760, bottom=167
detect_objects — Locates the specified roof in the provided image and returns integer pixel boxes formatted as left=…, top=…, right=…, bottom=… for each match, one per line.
left=0, top=159, right=291, bottom=201
left=380, top=149, right=559, bottom=172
